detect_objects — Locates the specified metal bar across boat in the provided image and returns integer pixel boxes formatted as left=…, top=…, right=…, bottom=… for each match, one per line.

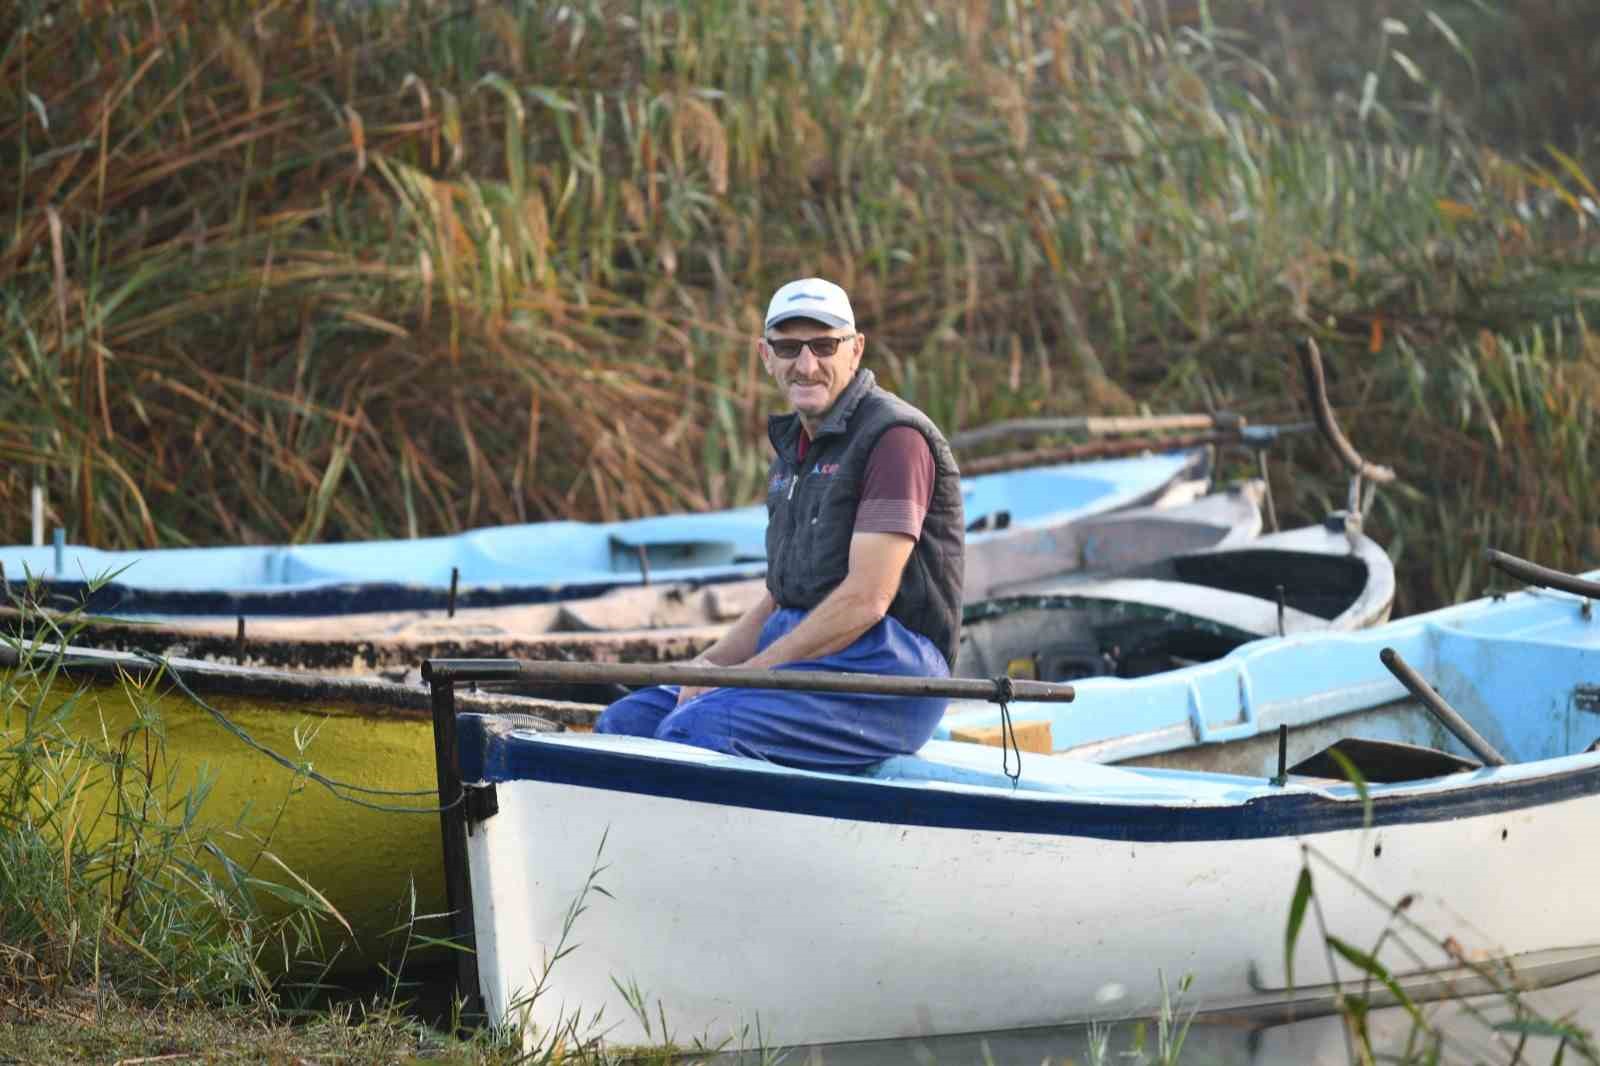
left=420, top=658, right=1075, bottom=703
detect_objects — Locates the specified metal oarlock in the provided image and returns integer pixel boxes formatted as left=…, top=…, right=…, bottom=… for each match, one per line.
left=425, top=668, right=481, bottom=1027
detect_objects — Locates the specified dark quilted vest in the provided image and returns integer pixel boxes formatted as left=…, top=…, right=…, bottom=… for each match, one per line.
left=764, top=369, right=965, bottom=666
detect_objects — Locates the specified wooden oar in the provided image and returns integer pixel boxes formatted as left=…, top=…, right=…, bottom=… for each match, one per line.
left=954, top=422, right=1312, bottom=478
left=1379, top=647, right=1507, bottom=767
left=421, top=658, right=1074, bottom=704
left=956, top=429, right=1223, bottom=477
left=1485, top=548, right=1600, bottom=601
left=950, top=412, right=1245, bottom=450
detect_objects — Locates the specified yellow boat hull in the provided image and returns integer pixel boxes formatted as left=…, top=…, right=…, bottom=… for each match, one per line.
left=5, top=649, right=580, bottom=970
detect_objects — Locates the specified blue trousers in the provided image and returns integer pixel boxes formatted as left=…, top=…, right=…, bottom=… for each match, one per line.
left=594, top=608, right=949, bottom=771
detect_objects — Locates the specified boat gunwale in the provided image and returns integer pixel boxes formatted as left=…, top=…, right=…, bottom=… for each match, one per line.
left=0, top=641, right=586, bottom=726
left=456, top=716, right=1600, bottom=843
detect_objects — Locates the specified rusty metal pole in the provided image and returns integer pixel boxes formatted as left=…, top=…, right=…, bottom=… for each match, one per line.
left=426, top=670, right=482, bottom=1023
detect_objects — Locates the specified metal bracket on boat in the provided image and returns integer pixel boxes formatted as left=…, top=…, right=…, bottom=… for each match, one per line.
left=1270, top=723, right=1289, bottom=787
left=1236, top=422, right=1313, bottom=535
left=1185, top=673, right=1258, bottom=745
left=464, top=782, right=499, bottom=828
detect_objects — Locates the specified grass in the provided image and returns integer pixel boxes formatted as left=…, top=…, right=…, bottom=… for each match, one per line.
left=0, top=576, right=375, bottom=998
left=1283, top=843, right=1600, bottom=1066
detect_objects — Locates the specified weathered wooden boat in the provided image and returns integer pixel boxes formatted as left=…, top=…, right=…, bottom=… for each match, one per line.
left=955, top=508, right=1394, bottom=688
left=0, top=450, right=1206, bottom=618
left=426, top=555, right=1600, bottom=1049
left=2, top=581, right=765, bottom=677
left=24, top=474, right=1255, bottom=682
left=0, top=640, right=585, bottom=963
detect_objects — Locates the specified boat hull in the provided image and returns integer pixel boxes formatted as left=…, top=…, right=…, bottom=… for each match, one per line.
left=455, top=575, right=1600, bottom=1048
left=1, top=645, right=578, bottom=965
left=463, top=731, right=1600, bottom=1048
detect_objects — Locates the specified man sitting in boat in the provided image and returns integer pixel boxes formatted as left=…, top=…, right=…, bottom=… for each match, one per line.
left=595, top=277, right=965, bottom=770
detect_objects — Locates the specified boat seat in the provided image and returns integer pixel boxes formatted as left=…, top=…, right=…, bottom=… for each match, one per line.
left=1289, top=737, right=1482, bottom=784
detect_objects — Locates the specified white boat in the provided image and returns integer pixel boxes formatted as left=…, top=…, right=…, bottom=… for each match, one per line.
left=956, top=507, right=1394, bottom=685
left=427, top=563, right=1600, bottom=1049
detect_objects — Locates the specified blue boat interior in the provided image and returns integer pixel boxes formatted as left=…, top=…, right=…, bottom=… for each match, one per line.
left=2, top=510, right=772, bottom=591
left=960, top=452, right=1194, bottom=534
left=939, top=584, right=1600, bottom=782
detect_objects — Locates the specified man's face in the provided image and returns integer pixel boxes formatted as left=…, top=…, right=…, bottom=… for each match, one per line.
left=760, top=319, right=865, bottom=424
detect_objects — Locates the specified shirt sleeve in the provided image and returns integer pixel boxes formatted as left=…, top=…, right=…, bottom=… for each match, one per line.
left=854, top=426, right=935, bottom=539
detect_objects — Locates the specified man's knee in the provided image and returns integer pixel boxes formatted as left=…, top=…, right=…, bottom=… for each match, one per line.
left=653, top=695, right=736, bottom=750
left=594, top=688, right=674, bottom=737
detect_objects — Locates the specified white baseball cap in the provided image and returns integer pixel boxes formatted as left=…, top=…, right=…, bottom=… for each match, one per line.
left=764, top=277, right=855, bottom=331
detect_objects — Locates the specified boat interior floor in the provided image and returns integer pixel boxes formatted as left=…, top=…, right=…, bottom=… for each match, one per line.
left=1287, top=737, right=1483, bottom=783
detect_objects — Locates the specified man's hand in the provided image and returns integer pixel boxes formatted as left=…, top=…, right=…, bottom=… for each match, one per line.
left=675, top=655, right=719, bottom=707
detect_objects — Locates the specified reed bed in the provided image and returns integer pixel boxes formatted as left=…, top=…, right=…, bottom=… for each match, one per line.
left=3, top=0, right=1597, bottom=611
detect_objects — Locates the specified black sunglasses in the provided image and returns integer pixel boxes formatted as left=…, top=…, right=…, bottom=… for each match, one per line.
left=764, top=333, right=855, bottom=360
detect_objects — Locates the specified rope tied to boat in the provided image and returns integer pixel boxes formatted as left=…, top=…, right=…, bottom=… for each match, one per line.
left=993, top=674, right=1021, bottom=788
left=134, top=651, right=460, bottom=814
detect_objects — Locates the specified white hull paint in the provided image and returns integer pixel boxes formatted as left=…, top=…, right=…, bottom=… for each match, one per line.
left=465, top=746, right=1600, bottom=1048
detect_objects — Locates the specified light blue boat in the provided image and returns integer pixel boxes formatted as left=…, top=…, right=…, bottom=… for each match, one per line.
left=936, top=556, right=1585, bottom=773
left=0, top=450, right=1205, bottom=617
left=431, top=557, right=1600, bottom=1048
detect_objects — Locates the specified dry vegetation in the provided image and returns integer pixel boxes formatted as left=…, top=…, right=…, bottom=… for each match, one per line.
left=1, top=2, right=1596, bottom=600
